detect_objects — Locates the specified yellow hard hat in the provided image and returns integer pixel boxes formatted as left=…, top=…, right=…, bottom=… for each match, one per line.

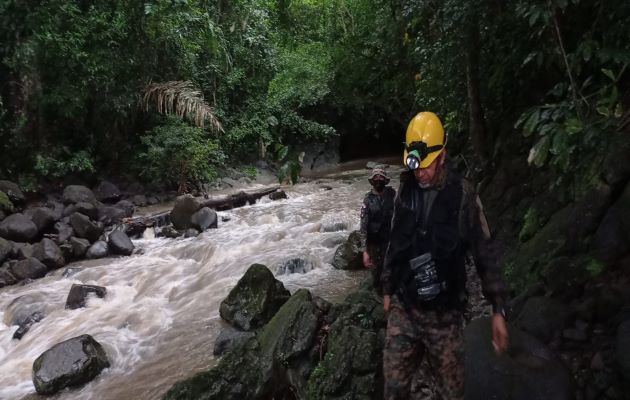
left=403, top=112, right=446, bottom=169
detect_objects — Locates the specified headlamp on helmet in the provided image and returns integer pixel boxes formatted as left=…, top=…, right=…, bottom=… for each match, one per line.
left=404, top=141, right=444, bottom=170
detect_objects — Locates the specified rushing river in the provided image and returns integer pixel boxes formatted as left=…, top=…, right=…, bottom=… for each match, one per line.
left=0, top=163, right=399, bottom=400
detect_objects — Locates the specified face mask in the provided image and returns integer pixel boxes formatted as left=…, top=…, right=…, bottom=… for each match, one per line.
left=373, top=181, right=386, bottom=192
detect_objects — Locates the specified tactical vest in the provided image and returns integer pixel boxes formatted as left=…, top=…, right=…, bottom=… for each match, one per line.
left=365, top=187, right=395, bottom=244
left=388, top=170, right=468, bottom=305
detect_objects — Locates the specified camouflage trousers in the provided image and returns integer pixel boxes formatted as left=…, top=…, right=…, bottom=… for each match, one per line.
left=383, top=295, right=465, bottom=400
left=366, top=242, right=386, bottom=294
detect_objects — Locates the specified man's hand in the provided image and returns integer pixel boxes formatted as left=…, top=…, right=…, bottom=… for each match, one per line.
left=383, top=295, right=391, bottom=313
left=362, top=251, right=373, bottom=269
left=491, top=313, right=509, bottom=354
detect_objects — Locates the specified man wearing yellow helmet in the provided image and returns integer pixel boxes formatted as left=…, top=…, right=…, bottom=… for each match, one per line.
left=381, top=112, right=509, bottom=399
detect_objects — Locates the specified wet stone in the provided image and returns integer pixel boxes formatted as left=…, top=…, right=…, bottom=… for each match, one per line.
left=65, top=284, right=107, bottom=309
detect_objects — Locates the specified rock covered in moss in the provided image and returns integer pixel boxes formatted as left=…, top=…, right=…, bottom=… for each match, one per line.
left=331, top=230, right=363, bottom=270
left=219, top=264, right=291, bottom=331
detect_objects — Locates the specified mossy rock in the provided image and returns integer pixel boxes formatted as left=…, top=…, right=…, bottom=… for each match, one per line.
left=0, top=191, right=14, bottom=213
left=219, top=264, right=291, bottom=331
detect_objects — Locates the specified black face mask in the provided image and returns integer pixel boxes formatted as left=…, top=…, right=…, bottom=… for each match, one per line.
left=372, top=181, right=386, bottom=192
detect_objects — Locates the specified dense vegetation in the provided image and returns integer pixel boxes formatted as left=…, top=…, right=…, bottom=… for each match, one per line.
left=0, top=0, right=628, bottom=191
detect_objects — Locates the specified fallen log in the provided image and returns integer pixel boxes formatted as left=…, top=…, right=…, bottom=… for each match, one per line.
left=200, top=186, right=281, bottom=211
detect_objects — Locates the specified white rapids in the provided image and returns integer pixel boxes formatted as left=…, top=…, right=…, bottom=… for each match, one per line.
left=0, top=165, right=398, bottom=400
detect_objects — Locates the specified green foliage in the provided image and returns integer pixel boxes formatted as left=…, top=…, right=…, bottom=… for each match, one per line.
left=34, top=150, right=95, bottom=179
left=137, top=117, right=225, bottom=191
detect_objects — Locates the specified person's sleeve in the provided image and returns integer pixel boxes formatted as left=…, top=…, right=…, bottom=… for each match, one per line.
left=359, top=195, right=369, bottom=250
left=466, top=191, right=510, bottom=314
left=381, top=192, right=401, bottom=296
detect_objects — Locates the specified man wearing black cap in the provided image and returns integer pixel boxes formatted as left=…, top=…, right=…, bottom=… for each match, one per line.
left=360, top=166, right=396, bottom=293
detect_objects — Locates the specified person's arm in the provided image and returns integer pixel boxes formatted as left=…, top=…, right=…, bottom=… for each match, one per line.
left=359, top=195, right=369, bottom=251
left=464, top=186, right=509, bottom=353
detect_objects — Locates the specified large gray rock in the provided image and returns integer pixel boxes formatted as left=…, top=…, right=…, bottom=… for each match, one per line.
left=0, top=237, right=11, bottom=263
left=108, top=230, right=134, bottom=256
left=10, top=258, right=48, bottom=280
left=219, top=264, right=291, bottom=331
left=170, top=195, right=202, bottom=230
left=306, top=287, right=386, bottom=400
left=331, top=230, right=363, bottom=270
left=516, top=296, right=571, bottom=343
left=190, top=207, right=217, bottom=231
left=465, top=318, right=574, bottom=400
left=165, top=289, right=321, bottom=400
left=70, top=237, right=90, bottom=258
left=70, top=213, right=103, bottom=242
left=97, top=206, right=127, bottom=225
left=62, top=185, right=97, bottom=205
left=0, top=191, right=14, bottom=213
left=213, top=326, right=256, bottom=356
left=32, top=334, right=110, bottom=395
left=132, top=195, right=148, bottom=207
left=32, top=238, right=66, bottom=269
left=617, top=315, right=630, bottom=382
left=114, top=200, right=134, bottom=218
left=0, top=180, right=25, bottom=204
left=65, top=284, right=107, bottom=309
left=31, top=207, right=58, bottom=233
left=55, top=222, right=74, bottom=243
left=14, top=242, right=33, bottom=259
left=94, top=181, right=121, bottom=203
left=0, top=213, right=39, bottom=242
left=86, top=241, right=108, bottom=259
left=0, top=263, right=18, bottom=287
left=75, top=202, right=98, bottom=220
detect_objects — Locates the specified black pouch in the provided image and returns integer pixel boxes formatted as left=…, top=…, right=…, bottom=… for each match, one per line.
left=407, top=252, right=443, bottom=302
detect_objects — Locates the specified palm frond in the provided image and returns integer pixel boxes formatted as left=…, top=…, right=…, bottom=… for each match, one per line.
left=142, top=81, right=223, bottom=132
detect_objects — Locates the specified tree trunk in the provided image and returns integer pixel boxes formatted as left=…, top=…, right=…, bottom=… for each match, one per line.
left=465, top=13, right=488, bottom=162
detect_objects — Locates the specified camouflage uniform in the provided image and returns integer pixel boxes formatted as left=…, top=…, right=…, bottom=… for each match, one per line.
left=381, top=168, right=508, bottom=400
left=360, top=186, right=396, bottom=292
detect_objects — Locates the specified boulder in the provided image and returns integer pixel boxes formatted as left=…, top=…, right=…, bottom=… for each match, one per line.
left=0, top=237, right=11, bottom=263
left=132, top=195, right=148, bottom=207
left=0, top=180, right=25, bottom=204
left=321, top=221, right=348, bottom=233
left=97, top=206, right=127, bottom=225
left=616, top=315, right=630, bottom=382
left=114, top=200, right=135, bottom=217
left=108, top=230, right=134, bottom=256
left=70, top=213, right=103, bottom=242
left=54, top=221, right=74, bottom=243
left=465, top=318, right=574, bottom=400
left=516, top=296, right=571, bottom=343
left=170, top=195, right=202, bottom=230
left=62, top=185, right=97, bottom=205
left=166, top=289, right=320, bottom=400
left=65, top=284, right=107, bottom=309
left=13, top=311, right=44, bottom=340
left=94, top=181, right=121, bottom=203
left=31, top=207, right=58, bottom=233
left=10, top=257, right=48, bottom=280
left=32, top=238, right=66, bottom=269
left=219, top=264, right=291, bottom=331
left=190, top=207, right=217, bottom=231
left=213, top=326, right=256, bottom=356
left=70, top=237, right=91, bottom=258
left=86, top=241, right=108, bottom=259
left=32, top=334, right=110, bottom=395
left=0, top=263, right=18, bottom=287
left=592, top=206, right=629, bottom=265
left=0, top=213, right=39, bottom=242
left=306, top=287, right=386, bottom=400
left=277, top=258, right=315, bottom=275
left=331, top=230, right=363, bottom=270
left=0, top=190, right=14, bottom=213
left=14, top=243, right=33, bottom=259
left=59, top=243, right=73, bottom=261
left=147, top=196, right=159, bottom=206
left=269, top=190, right=287, bottom=201
left=75, top=202, right=98, bottom=220
left=63, top=204, right=78, bottom=217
